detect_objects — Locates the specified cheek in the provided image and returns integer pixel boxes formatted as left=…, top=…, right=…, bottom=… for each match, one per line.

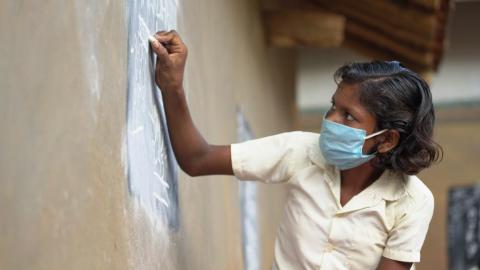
left=362, top=138, right=377, bottom=154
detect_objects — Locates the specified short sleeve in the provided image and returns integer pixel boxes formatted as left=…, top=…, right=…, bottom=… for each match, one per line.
left=383, top=191, right=435, bottom=263
left=231, top=131, right=314, bottom=183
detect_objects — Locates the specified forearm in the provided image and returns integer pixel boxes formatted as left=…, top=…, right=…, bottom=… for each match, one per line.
left=162, top=87, right=233, bottom=176
left=161, top=87, right=210, bottom=175
left=151, top=31, right=233, bottom=176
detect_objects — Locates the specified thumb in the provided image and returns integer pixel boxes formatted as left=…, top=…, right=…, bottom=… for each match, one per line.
left=149, top=36, right=169, bottom=64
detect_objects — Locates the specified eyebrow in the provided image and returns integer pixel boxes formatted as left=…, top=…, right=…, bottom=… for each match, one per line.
left=331, top=95, right=364, bottom=120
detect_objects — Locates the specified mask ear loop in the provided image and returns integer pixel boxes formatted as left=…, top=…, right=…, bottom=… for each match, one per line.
left=365, top=129, right=388, bottom=140
left=365, top=129, right=389, bottom=155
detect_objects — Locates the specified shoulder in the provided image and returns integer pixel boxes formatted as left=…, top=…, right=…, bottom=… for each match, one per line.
left=278, top=130, right=320, bottom=160
left=404, top=175, right=434, bottom=206
left=394, top=175, right=434, bottom=218
left=281, top=131, right=319, bottom=145
left=286, top=131, right=326, bottom=165
left=269, top=131, right=322, bottom=173
left=230, top=131, right=320, bottom=182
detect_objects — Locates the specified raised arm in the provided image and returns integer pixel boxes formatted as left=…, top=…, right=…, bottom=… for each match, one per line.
left=150, top=30, right=233, bottom=176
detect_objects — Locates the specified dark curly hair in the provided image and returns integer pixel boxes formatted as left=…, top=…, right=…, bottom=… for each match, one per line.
left=334, top=61, right=443, bottom=175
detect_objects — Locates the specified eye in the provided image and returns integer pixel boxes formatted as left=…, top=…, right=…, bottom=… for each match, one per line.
left=346, top=113, right=355, bottom=121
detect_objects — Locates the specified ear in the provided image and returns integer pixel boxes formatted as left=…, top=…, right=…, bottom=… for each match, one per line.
left=377, top=130, right=400, bottom=153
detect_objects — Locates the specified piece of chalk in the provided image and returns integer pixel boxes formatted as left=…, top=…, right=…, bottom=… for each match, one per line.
left=148, top=36, right=156, bottom=43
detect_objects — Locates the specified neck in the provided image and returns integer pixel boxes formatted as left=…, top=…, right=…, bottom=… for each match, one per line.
left=340, top=160, right=384, bottom=194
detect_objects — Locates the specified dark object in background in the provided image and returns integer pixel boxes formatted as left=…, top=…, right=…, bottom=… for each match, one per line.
left=448, top=184, right=480, bottom=270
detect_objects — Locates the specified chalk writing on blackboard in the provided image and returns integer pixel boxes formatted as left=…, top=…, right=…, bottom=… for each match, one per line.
left=126, top=0, right=179, bottom=230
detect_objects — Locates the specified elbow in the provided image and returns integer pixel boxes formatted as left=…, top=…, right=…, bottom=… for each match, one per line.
left=178, top=159, right=200, bottom=177
left=177, top=145, right=212, bottom=177
left=184, top=166, right=199, bottom=177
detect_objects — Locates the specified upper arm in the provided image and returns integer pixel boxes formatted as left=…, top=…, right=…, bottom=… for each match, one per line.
left=229, top=131, right=313, bottom=183
left=191, top=131, right=315, bottom=183
left=377, top=257, right=412, bottom=270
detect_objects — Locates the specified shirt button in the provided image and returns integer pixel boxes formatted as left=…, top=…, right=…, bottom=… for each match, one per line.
left=324, top=242, right=334, bottom=252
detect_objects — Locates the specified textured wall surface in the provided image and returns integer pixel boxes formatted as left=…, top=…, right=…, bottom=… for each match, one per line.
left=0, top=0, right=295, bottom=269
left=0, top=1, right=130, bottom=269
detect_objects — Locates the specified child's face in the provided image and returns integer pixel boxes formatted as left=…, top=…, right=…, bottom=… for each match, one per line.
left=325, top=83, right=380, bottom=155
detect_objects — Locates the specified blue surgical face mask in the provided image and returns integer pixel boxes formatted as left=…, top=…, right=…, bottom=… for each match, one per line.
left=319, top=118, right=387, bottom=170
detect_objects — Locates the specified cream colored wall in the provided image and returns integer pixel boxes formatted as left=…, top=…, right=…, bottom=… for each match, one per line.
left=418, top=118, right=480, bottom=270
left=0, top=1, right=131, bottom=269
left=176, top=1, right=294, bottom=269
left=0, top=0, right=295, bottom=269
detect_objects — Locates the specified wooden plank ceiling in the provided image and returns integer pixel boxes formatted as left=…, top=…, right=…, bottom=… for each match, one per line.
left=262, top=0, right=452, bottom=72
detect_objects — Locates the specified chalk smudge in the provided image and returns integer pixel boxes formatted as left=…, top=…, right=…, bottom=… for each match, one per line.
left=73, top=1, right=109, bottom=120
left=237, top=107, right=260, bottom=270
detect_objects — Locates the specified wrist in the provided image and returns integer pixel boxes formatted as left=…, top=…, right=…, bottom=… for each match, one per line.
left=155, top=75, right=184, bottom=94
left=161, top=85, right=185, bottom=98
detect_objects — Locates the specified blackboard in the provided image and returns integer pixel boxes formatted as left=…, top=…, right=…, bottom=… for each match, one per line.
left=125, top=0, right=179, bottom=230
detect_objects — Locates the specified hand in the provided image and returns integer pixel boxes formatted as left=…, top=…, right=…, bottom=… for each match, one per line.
left=150, top=30, right=188, bottom=92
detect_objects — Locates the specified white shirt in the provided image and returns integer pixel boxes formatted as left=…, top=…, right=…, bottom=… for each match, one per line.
left=231, top=131, right=434, bottom=270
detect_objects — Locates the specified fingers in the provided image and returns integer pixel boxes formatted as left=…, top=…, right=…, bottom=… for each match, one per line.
left=149, top=36, right=169, bottom=64
left=154, top=30, right=179, bottom=43
left=153, top=30, right=187, bottom=53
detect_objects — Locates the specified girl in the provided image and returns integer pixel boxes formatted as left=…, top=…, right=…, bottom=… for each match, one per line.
left=149, top=31, right=442, bottom=270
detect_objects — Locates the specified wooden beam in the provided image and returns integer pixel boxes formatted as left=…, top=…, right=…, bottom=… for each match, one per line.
left=314, top=2, right=440, bottom=51
left=312, top=0, right=450, bottom=69
left=314, top=0, right=438, bottom=38
left=345, top=21, right=435, bottom=67
left=262, top=9, right=345, bottom=48
left=410, top=0, right=444, bottom=11
left=342, top=35, right=431, bottom=73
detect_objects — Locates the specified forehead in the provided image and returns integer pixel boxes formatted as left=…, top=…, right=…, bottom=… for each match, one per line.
left=332, top=83, right=376, bottom=120
left=333, top=83, right=361, bottom=102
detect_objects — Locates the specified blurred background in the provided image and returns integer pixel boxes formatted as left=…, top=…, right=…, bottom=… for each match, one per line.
left=0, top=0, right=479, bottom=269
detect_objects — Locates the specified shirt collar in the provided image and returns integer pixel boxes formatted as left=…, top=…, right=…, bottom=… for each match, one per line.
left=307, top=139, right=407, bottom=208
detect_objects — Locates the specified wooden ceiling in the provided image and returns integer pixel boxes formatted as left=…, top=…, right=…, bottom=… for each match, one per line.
left=261, top=0, right=452, bottom=72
